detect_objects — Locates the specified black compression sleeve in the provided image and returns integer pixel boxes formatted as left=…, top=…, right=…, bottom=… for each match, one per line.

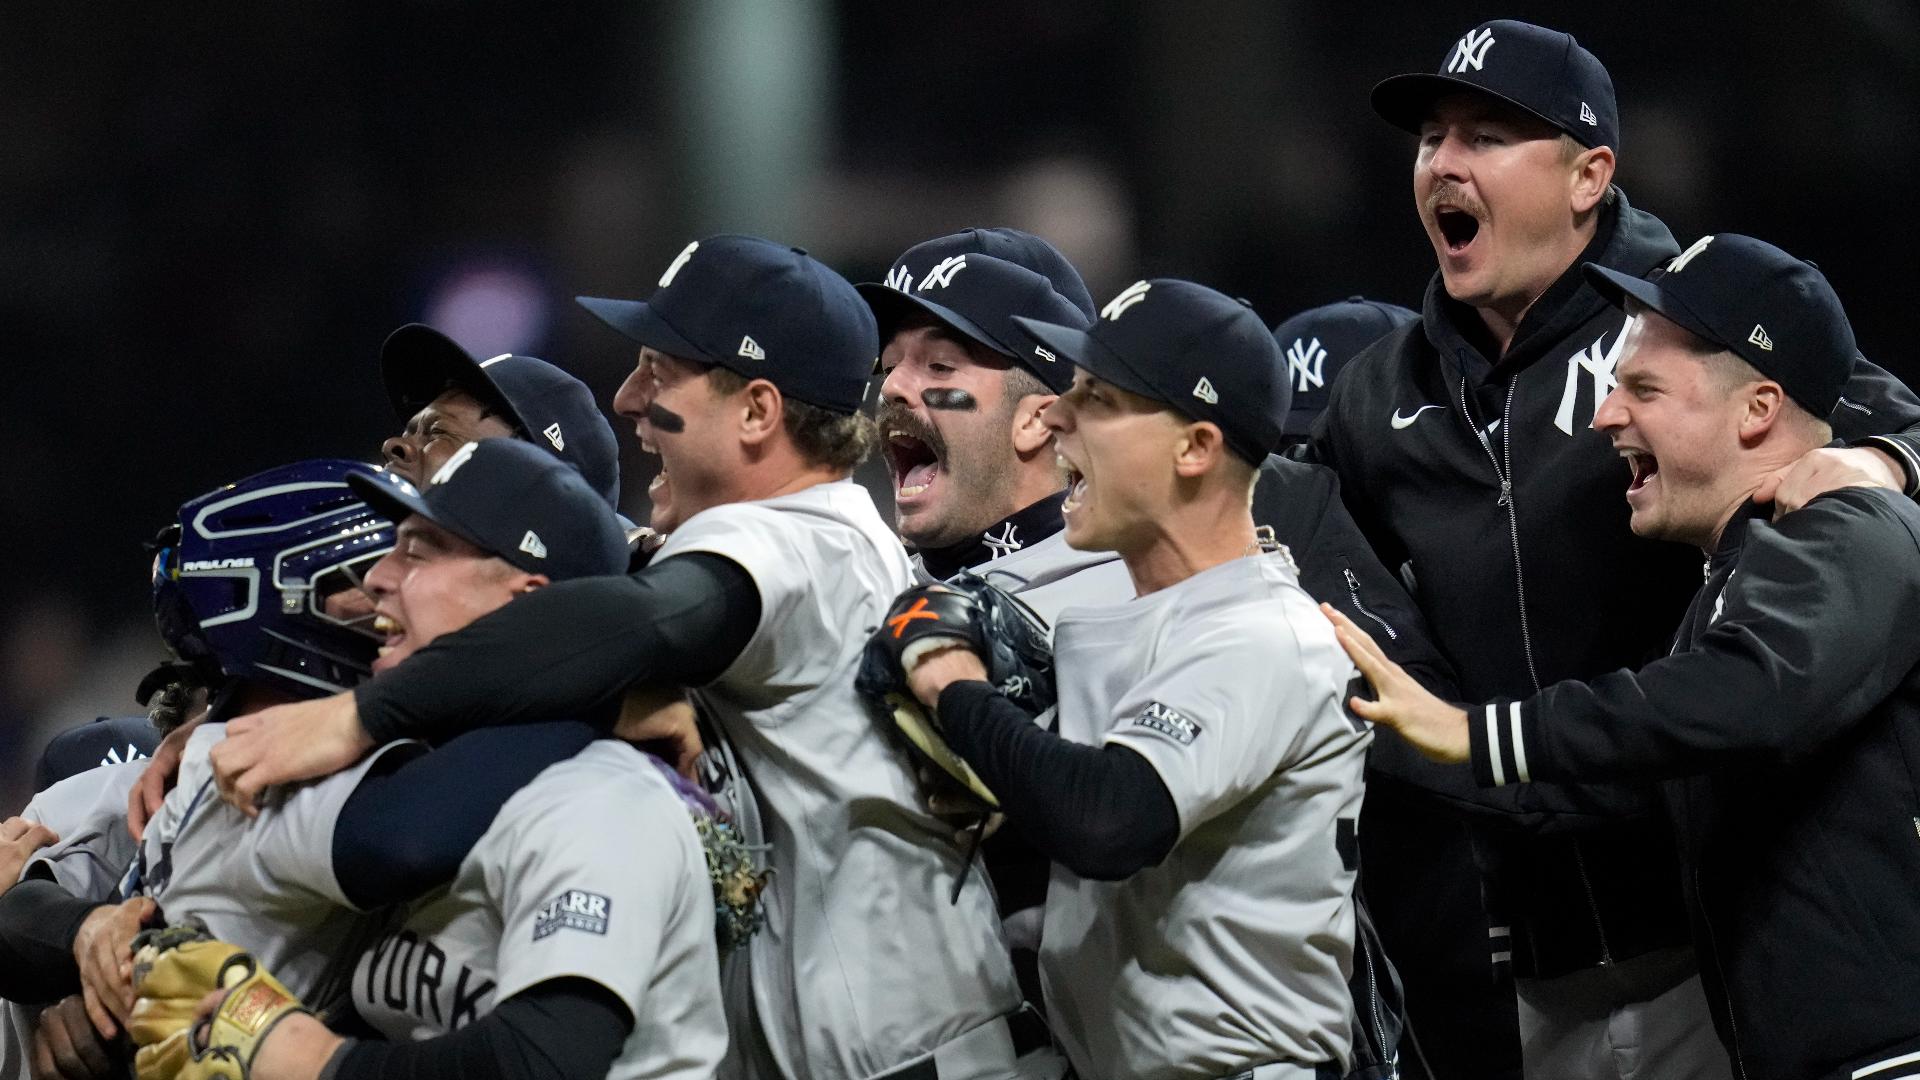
left=356, top=552, right=759, bottom=745
left=327, top=978, right=632, bottom=1080
left=0, top=879, right=100, bottom=1003
left=937, top=681, right=1178, bottom=880
left=331, top=722, right=600, bottom=909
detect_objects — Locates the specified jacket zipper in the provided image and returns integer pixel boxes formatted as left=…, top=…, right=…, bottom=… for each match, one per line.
left=1343, top=568, right=1399, bottom=640
left=1456, top=366, right=1616, bottom=966
left=1693, top=866, right=1749, bottom=1080
left=1362, top=935, right=1390, bottom=1068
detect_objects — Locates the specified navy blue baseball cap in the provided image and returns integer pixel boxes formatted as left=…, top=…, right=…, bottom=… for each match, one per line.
left=1373, top=20, right=1619, bottom=152
left=1271, top=298, right=1418, bottom=435
left=349, top=438, right=628, bottom=582
left=576, top=235, right=877, bottom=415
left=1585, top=234, right=1856, bottom=417
left=381, top=324, right=622, bottom=510
left=1012, top=279, right=1288, bottom=465
left=857, top=244, right=1092, bottom=393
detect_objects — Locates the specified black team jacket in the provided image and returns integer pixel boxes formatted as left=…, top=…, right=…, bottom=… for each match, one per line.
left=1472, top=489, right=1920, bottom=1080
left=1310, top=189, right=1920, bottom=980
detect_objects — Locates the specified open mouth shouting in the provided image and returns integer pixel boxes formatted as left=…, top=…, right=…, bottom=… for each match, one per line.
left=1434, top=204, right=1481, bottom=255
left=880, top=406, right=948, bottom=509
left=1622, top=446, right=1660, bottom=500
left=1058, top=449, right=1088, bottom=519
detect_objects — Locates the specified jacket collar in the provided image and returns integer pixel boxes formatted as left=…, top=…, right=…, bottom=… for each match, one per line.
left=917, top=490, right=1067, bottom=580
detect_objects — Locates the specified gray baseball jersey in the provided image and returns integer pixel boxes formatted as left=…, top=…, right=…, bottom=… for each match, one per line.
left=1, top=762, right=148, bottom=1080
left=957, top=532, right=1133, bottom=629
left=350, top=740, right=725, bottom=1079
left=128, top=723, right=414, bottom=996
left=1039, top=551, right=1369, bottom=1079
left=21, top=760, right=144, bottom=899
left=655, top=479, right=1030, bottom=1079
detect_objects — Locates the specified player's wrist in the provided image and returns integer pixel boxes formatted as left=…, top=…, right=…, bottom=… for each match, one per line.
left=905, top=645, right=988, bottom=708
left=252, top=1012, right=342, bottom=1080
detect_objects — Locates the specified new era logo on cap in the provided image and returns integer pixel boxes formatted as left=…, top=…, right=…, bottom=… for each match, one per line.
left=1580, top=102, right=1598, bottom=125
left=738, top=336, right=766, bottom=360
left=1447, top=27, right=1496, bottom=73
left=519, top=530, right=548, bottom=559
left=1192, top=377, right=1220, bottom=405
left=542, top=422, right=565, bottom=451
left=1749, top=325, right=1774, bottom=351
left=1102, top=280, right=1152, bottom=321
left=1034, top=346, right=1057, bottom=363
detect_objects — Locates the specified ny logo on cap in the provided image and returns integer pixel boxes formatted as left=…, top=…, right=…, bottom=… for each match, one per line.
left=543, top=423, right=565, bottom=451
left=429, top=440, right=479, bottom=485
left=1192, top=376, right=1219, bottom=405
left=659, top=241, right=699, bottom=288
left=1287, top=338, right=1328, bottom=393
left=1447, top=27, right=1496, bottom=74
left=519, top=531, right=548, bottom=559
left=1102, top=281, right=1152, bottom=321
left=738, top=336, right=767, bottom=361
left=919, top=255, right=967, bottom=291
left=1579, top=102, right=1599, bottom=126
left=884, top=265, right=913, bottom=291
left=1668, top=235, right=1716, bottom=273
left=1748, top=325, right=1774, bottom=351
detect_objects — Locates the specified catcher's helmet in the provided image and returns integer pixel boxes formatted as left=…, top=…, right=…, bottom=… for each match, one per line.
left=150, top=459, right=400, bottom=698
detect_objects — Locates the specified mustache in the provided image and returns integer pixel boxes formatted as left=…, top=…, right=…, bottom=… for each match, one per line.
left=1424, top=183, right=1488, bottom=220
left=875, top=401, right=946, bottom=457
left=642, top=402, right=686, bottom=434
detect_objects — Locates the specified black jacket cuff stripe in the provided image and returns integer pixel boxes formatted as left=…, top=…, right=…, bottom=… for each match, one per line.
left=1473, top=701, right=1532, bottom=788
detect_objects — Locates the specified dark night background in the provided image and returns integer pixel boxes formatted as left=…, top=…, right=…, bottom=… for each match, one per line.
left=2, top=1, right=1914, bottom=806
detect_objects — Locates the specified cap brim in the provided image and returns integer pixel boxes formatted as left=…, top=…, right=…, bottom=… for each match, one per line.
left=575, top=296, right=711, bottom=366
left=380, top=324, right=523, bottom=429
left=1008, top=317, right=1161, bottom=403
left=1371, top=73, right=1571, bottom=141
left=346, top=472, right=491, bottom=563
left=1582, top=264, right=1725, bottom=351
left=856, top=284, right=1012, bottom=360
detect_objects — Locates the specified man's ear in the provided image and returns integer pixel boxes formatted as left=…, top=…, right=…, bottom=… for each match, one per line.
left=1010, top=393, right=1058, bottom=457
left=513, top=572, right=553, bottom=595
left=1741, top=381, right=1789, bottom=444
left=1570, top=145, right=1615, bottom=214
left=1172, top=421, right=1231, bottom=480
left=738, top=380, right=785, bottom=447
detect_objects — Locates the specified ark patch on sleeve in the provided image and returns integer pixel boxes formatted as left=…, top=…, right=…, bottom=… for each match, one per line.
left=1132, top=701, right=1202, bottom=746
left=534, top=889, right=611, bottom=940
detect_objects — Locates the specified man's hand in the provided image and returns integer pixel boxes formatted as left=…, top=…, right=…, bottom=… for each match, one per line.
left=1755, top=445, right=1903, bottom=517
left=210, top=693, right=372, bottom=816
left=615, top=688, right=703, bottom=780
left=0, top=817, right=59, bottom=889
left=73, top=896, right=159, bottom=1039
left=1323, top=605, right=1471, bottom=763
left=906, top=645, right=989, bottom=710
left=31, top=995, right=118, bottom=1080
left=129, top=715, right=206, bottom=841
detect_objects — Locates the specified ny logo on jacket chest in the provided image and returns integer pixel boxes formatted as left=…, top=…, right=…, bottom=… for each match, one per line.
left=1552, top=330, right=1626, bottom=436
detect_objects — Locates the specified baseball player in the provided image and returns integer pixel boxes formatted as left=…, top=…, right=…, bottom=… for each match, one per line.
left=860, top=227, right=1123, bottom=623
left=879, top=278, right=1372, bottom=1079
left=206, top=235, right=1063, bottom=1080
left=121, top=436, right=725, bottom=1080
left=1330, top=234, right=1920, bottom=1080
left=1309, top=20, right=1920, bottom=1077
left=0, top=458, right=399, bottom=1080
left=123, top=322, right=626, bottom=843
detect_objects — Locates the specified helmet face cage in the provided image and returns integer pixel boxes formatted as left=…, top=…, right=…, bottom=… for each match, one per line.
left=153, top=460, right=397, bottom=700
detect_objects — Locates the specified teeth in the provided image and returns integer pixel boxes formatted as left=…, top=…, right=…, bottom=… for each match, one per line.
left=898, top=484, right=929, bottom=498
left=373, top=615, right=397, bottom=634
left=649, top=473, right=669, bottom=494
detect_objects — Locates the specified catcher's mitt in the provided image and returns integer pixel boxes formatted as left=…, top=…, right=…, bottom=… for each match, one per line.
left=129, top=927, right=308, bottom=1080
left=858, top=574, right=1057, bottom=808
